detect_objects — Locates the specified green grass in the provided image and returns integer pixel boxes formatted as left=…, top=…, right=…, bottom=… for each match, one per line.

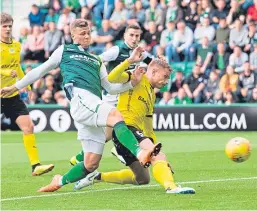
left=1, top=131, right=257, bottom=210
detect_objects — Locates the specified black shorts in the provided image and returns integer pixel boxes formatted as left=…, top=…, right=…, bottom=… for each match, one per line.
left=112, top=126, right=152, bottom=166
left=1, top=95, right=29, bottom=123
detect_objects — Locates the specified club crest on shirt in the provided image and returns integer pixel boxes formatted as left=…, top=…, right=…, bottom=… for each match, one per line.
left=9, top=48, right=15, bottom=53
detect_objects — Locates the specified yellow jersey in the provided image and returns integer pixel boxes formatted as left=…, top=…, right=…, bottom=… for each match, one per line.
left=108, top=60, right=157, bottom=143
left=0, top=40, right=30, bottom=98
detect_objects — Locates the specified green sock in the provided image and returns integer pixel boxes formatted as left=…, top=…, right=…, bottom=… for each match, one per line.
left=113, top=121, right=141, bottom=157
left=76, top=150, right=84, bottom=162
left=61, top=162, right=90, bottom=185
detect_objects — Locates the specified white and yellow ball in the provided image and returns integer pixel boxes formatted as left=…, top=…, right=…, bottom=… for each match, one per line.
left=225, top=137, right=251, bottom=163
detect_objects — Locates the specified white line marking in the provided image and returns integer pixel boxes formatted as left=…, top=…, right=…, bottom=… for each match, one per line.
left=1, top=177, right=256, bottom=202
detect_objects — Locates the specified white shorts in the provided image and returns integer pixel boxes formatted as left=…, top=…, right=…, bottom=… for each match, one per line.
left=70, top=87, right=114, bottom=151
left=70, top=87, right=114, bottom=127
left=102, top=93, right=119, bottom=106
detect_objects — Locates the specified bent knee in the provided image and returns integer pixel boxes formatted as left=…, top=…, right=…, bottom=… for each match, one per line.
left=21, top=122, right=34, bottom=134
left=136, top=176, right=150, bottom=185
left=84, top=161, right=99, bottom=172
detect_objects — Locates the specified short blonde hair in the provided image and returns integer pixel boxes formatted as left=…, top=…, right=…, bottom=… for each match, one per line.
left=0, top=13, right=13, bottom=25
left=70, top=19, right=89, bottom=33
left=149, top=59, right=173, bottom=73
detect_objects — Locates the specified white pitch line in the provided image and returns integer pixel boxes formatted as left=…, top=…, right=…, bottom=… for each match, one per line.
left=1, top=176, right=256, bottom=202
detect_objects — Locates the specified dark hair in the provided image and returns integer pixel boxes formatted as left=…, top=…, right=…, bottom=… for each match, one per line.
left=0, top=13, right=13, bottom=25
left=125, top=23, right=141, bottom=32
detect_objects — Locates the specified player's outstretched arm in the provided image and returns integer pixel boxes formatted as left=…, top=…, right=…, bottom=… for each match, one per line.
left=0, top=46, right=64, bottom=97
left=108, top=46, right=145, bottom=83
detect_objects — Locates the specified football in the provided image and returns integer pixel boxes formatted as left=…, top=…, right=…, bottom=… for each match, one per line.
left=225, top=137, right=251, bottom=163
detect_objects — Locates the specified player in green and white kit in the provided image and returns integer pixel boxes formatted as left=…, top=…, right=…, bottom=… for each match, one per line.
left=1, top=19, right=161, bottom=192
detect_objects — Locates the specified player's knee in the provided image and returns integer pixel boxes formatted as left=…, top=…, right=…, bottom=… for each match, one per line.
left=21, top=121, right=34, bottom=134
left=84, top=160, right=99, bottom=172
left=136, top=173, right=150, bottom=185
left=109, top=109, right=124, bottom=123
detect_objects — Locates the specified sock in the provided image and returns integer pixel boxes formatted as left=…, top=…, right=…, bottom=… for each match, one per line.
left=76, top=150, right=84, bottom=162
left=152, top=160, right=177, bottom=190
left=23, top=134, right=40, bottom=166
left=113, top=121, right=141, bottom=157
left=61, top=162, right=91, bottom=185
left=101, top=169, right=137, bottom=185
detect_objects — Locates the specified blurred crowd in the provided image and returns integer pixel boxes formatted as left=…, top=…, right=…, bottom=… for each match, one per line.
left=17, top=0, right=257, bottom=106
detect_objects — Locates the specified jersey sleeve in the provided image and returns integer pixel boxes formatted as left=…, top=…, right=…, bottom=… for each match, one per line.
left=100, top=63, right=133, bottom=94
left=15, top=45, right=64, bottom=89
left=99, top=46, right=120, bottom=62
left=108, top=59, right=131, bottom=83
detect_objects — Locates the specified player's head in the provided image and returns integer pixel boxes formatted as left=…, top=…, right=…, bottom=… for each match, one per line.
left=124, top=24, right=142, bottom=49
left=147, top=59, right=172, bottom=89
left=70, top=19, right=91, bottom=48
left=0, top=13, right=13, bottom=41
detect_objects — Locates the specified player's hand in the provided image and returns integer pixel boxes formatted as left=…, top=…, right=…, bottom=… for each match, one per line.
left=127, top=47, right=144, bottom=64
left=0, top=85, right=19, bottom=97
left=10, top=70, right=17, bottom=78
left=131, top=66, right=145, bottom=86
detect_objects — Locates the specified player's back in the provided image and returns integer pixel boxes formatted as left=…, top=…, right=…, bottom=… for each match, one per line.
left=117, top=75, right=155, bottom=131
left=0, top=40, right=22, bottom=97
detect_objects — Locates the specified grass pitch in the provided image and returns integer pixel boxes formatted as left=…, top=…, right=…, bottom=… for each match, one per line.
left=1, top=131, right=257, bottom=210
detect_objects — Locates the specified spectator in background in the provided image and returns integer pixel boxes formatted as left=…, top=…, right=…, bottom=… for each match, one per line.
left=196, top=36, right=213, bottom=77
left=170, top=20, right=194, bottom=62
left=28, top=4, right=45, bottom=27
left=127, top=0, right=145, bottom=26
left=215, top=18, right=230, bottom=46
left=229, top=46, right=249, bottom=73
left=220, top=66, right=239, bottom=93
left=247, top=0, right=257, bottom=21
left=165, top=0, right=183, bottom=26
left=36, top=74, right=61, bottom=98
left=103, top=0, right=115, bottom=20
left=249, top=87, right=257, bottom=102
left=159, top=71, right=184, bottom=105
left=44, top=22, right=62, bottom=58
left=67, top=0, right=81, bottom=13
left=229, top=19, right=249, bottom=50
left=159, top=20, right=175, bottom=58
left=57, top=7, right=76, bottom=30
left=28, top=91, right=38, bottom=105
left=250, top=42, right=257, bottom=72
left=61, top=24, right=72, bottom=44
left=110, top=0, right=128, bottom=31
left=17, top=27, right=29, bottom=61
left=185, top=0, right=198, bottom=31
left=224, top=91, right=235, bottom=105
left=44, top=8, right=59, bottom=28
left=237, top=62, right=257, bottom=101
left=197, top=0, right=212, bottom=24
left=76, top=6, right=91, bottom=20
left=212, top=42, right=230, bottom=76
left=203, top=71, right=220, bottom=103
left=211, top=91, right=224, bottom=104
left=194, top=17, right=215, bottom=45
left=210, top=0, right=228, bottom=27
left=226, top=0, right=244, bottom=26
left=244, top=21, right=257, bottom=53
left=173, top=88, right=192, bottom=105
left=183, top=64, right=205, bottom=103
left=145, top=0, right=164, bottom=30
left=143, top=21, right=161, bottom=53
left=38, top=89, right=56, bottom=104
left=24, top=25, right=45, bottom=62
left=48, top=0, right=63, bottom=13
left=91, top=19, right=114, bottom=55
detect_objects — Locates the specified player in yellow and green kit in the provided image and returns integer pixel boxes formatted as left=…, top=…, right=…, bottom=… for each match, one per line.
left=74, top=47, right=196, bottom=194
left=0, top=13, right=54, bottom=175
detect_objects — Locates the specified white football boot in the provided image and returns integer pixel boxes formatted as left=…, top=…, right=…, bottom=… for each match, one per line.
left=74, top=170, right=99, bottom=190
left=166, top=185, right=196, bottom=194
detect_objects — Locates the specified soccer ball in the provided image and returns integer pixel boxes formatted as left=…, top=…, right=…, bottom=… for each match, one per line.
left=225, top=137, right=251, bottom=163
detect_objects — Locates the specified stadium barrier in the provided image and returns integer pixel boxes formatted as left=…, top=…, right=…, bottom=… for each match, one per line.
left=25, top=104, right=257, bottom=132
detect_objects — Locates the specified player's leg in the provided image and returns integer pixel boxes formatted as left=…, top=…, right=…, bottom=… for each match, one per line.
left=8, top=96, right=54, bottom=176
left=141, top=139, right=195, bottom=194
left=38, top=126, right=105, bottom=192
